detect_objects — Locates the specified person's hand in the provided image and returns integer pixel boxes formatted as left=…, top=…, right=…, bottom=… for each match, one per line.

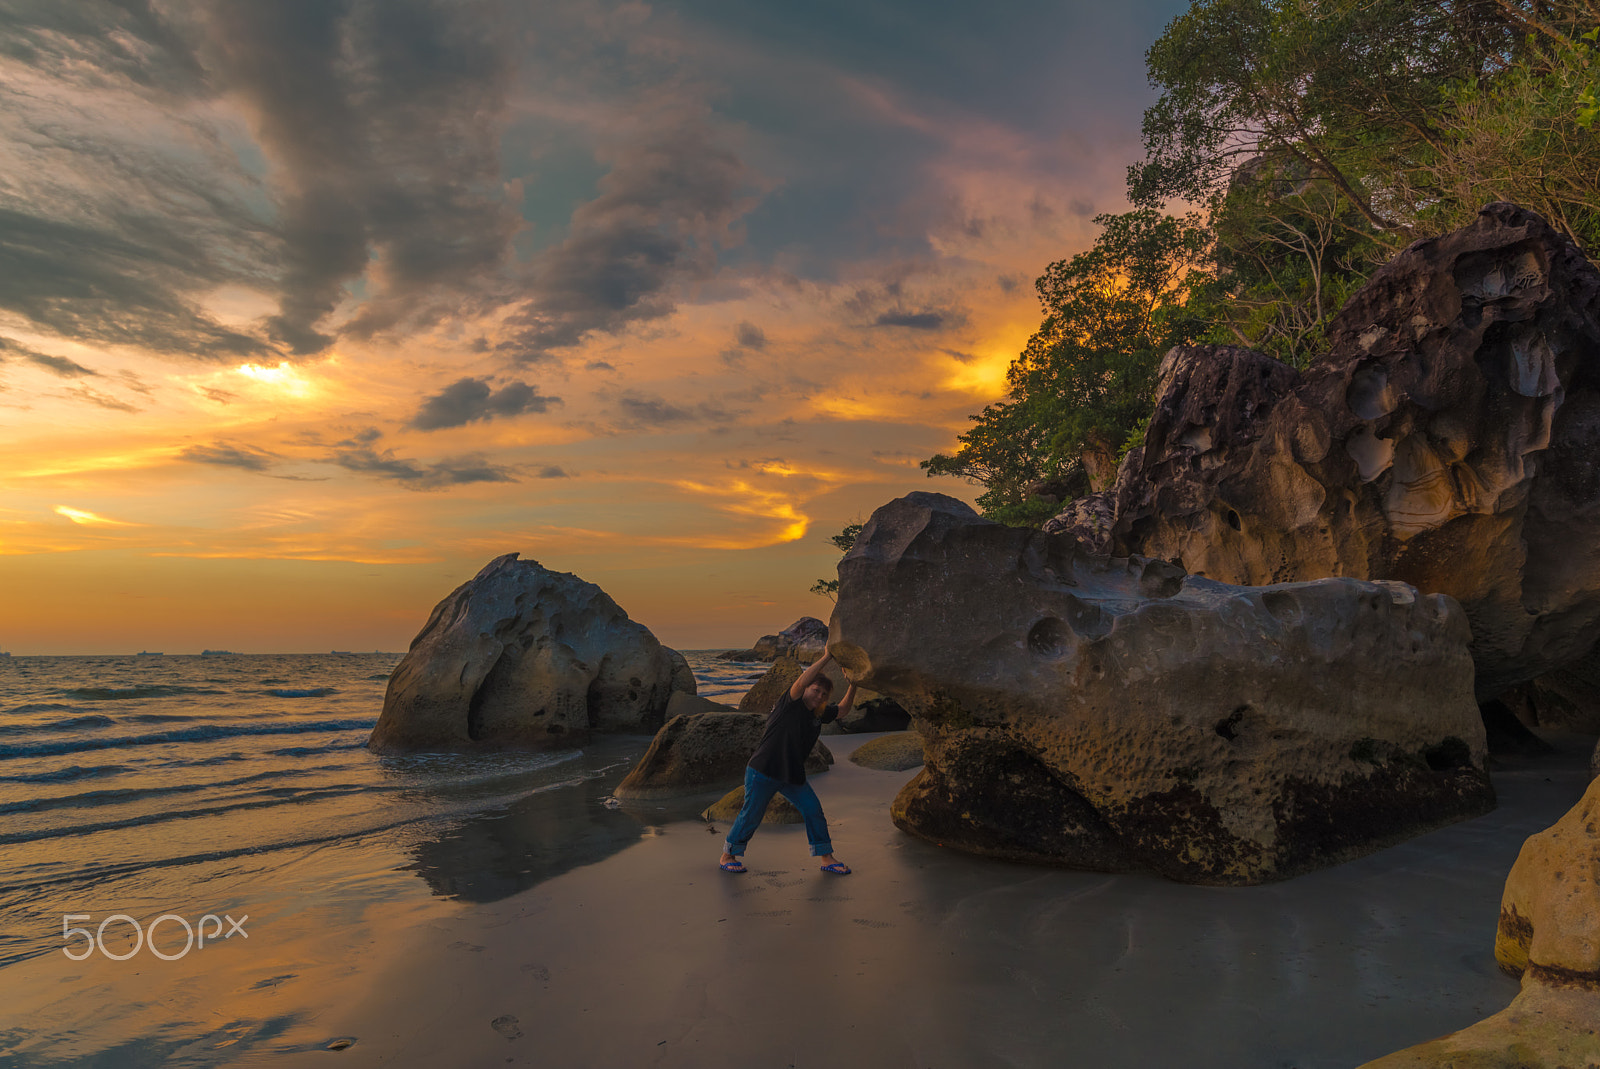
left=816, top=649, right=833, bottom=665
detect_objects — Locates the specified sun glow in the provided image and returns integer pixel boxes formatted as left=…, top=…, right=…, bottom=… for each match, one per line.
left=233, top=361, right=317, bottom=398
left=53, top=505, right=133, bottom=527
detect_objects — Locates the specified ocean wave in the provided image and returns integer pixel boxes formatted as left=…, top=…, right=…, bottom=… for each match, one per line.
left=264, top=687, right=337, bottom=698
left=0, top=763, right=128, bottom=784
left=0, top=785, right=373, bottom=846
left=62, top=685, right=226, bottom=701
left=0, top=714, right=116, bottom=736
left=266, top=740, right=370, bottom=757
left=364, top=673, right=392, bottom=681
left=0, top=718, right=377, bottom=759
left=125, top=713, right=197, bottom=724
left=4, top=702, right=79, bottom=716
left=0, top=766, right=352, bottom=815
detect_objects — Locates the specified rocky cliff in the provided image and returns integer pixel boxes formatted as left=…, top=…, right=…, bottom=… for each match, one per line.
left=1048, top=203, right=1600, bottom=698
left=830, top=493, right=1493, bottom=885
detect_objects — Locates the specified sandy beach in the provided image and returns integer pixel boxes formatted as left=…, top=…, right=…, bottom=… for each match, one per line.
left=140, top=729, right=1586, bottom=1069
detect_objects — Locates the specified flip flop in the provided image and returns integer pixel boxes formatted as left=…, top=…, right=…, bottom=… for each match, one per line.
left=820, top=861, right=851, bottom=875
left=720, top=859, right=746, bottom=873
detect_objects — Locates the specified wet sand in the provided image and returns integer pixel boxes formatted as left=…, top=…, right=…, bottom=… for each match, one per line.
left=241, top=731, right=1594, bottom=1069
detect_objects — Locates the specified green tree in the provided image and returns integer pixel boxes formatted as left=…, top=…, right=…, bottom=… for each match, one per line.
left=809, top=522, right=863, bottom=600
left=923, top=209, right=1210, bottom=525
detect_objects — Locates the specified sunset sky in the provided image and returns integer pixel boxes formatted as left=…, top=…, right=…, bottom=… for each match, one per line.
left=0, top=0, right=1187, bottom=654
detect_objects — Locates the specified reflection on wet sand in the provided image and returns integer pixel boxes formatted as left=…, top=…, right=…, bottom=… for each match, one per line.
left=401, top=737, right=720, bottom=903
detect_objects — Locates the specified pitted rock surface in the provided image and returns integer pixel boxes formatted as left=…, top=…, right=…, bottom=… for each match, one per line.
left=830, top=492, right=1493, bottom=885
left=613, top=711, right=832, bottom=800
left=1051, top=204, right=1600, bottom=697
left=369, top=554, right=690, bottom=753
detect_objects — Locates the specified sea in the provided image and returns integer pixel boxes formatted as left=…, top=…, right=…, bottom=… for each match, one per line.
left=0, top=650, right=765, bottom=1062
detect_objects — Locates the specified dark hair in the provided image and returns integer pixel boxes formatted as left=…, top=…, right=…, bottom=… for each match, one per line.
left=811, top=675, right=835, bottom=695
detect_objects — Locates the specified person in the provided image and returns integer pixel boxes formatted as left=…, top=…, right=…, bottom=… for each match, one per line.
left=718, top=649, right=856, bottom=875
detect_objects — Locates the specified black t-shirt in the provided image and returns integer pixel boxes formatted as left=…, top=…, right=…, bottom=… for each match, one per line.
left=747, top=691, right=837, bottom=785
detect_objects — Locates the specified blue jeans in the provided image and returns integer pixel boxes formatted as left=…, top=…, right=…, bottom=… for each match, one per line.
left=724, top=766, right=833, bottom=857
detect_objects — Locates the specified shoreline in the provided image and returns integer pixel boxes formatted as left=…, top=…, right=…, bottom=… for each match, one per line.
left=230, top=730, right=1591, bottom=1069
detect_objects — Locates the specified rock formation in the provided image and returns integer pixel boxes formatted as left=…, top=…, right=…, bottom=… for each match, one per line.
left=735, top=656, right=910, bottom=732
left=369, top=554, right=691, bottom=753
left=612, top=711, right=832, bottom=800
left=1360, top=776, right=1600, bottom=1067
left=1502, top=639, right=1600, bottom=734
left=849, top=734, right=924, bottom=772
left=718, top=617, right=829, bottom=662
left=830, top=492, right=1493, bottom=885
left=1048, top=204, right=1600, bottom=698
left=702, top=786, right=801, bottom=824
left=736, top=656, right=848, bottom=714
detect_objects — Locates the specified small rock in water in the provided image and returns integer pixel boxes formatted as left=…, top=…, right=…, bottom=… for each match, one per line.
left=602, top=796, right=621, bottom=809
left=490, top=1015, right=523, bottom=1041
left=324, top=1037, right=356, bottom=1051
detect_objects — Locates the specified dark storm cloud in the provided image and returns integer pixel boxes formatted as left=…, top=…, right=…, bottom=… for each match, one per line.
left=735, top=322, right=767, bottom=349
left=180, top=442, right=278, bottom=471
left=874, top=310, right=947, bottom=330
left=326, top=429, right=517, bottom=489
left=500, top=112, right=761, bottom=360
left=617, top=393, right=695, bottom=425
left=68, top=386, right=141, bottom=412
left=1, top=0, right=520, bottom=360
left=536, top=465, right=571, bottom=478
left=26, top=353, right=98, bottom=378
left=410, top=377, right=562, bottom=431
left=0, top=336, right=96, bottom=378
left=613, top=391, right=742, bottom=430
left=198, top=0, right=523, bottom=352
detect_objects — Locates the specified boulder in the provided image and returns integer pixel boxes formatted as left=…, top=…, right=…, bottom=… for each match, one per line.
left=1360, top=777, right=1600, bottom=1067
left=666, top=647, right=697, bottom=697
left=664, top=691, right=736, bottom=718
left=1500, top=639, right=1600, bottom=734
left=368, top=554, right=691, bottom=753
left=702, top=786, right=801, bottom=824
left=830, top=492, right=1494, bottom=885
left=849, top=733, right=925, bottom=772
left=737, top=656, right=851, bottom=714
left=612, top=711, right=833, bottom=800
left=836, top=697, right=913, bottom=734
left=717, top=617, right=829, bottom=663
left=1050, top=204, right=1600, bottom=699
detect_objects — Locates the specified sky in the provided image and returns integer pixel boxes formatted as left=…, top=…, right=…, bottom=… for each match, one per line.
left=0, top=0, right=1189, bottom=654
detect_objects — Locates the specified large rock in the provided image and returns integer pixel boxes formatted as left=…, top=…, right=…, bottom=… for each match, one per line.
left=737, top=656, right=850, bottom=713
left=1501, top=639, right=1600, bottom=734
left=718, top=617, right=829, bottom=662
left=1049, top=204, right=1600, bottom=698
left=369, top=554, right=691, bottom=753
left=1361, top=777, right=1600, bottom=1067
left=612, top=711, right=832, bottom=800
left=701, top=786, right=802, bottom=824
left=849, top=733, right=925, bottom=772
left=830, top=492, right=1494, bottom=885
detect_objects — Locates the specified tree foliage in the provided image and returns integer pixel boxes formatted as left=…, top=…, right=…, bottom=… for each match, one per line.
left=922, top=210, right=1210, bottom=524
left=809, top=522, right=863, bottom=600
left=923, top=0, right=1600, bottom=522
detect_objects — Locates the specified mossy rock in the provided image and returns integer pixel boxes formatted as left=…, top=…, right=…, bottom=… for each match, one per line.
left=849, top=733, right=925, bottom=771
left=701, top=785, right=801, bottom=824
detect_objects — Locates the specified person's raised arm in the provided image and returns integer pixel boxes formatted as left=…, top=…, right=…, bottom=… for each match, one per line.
left=788, top=649, right=833, bottom=700
left=835, top=682, right=857, bottom=719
